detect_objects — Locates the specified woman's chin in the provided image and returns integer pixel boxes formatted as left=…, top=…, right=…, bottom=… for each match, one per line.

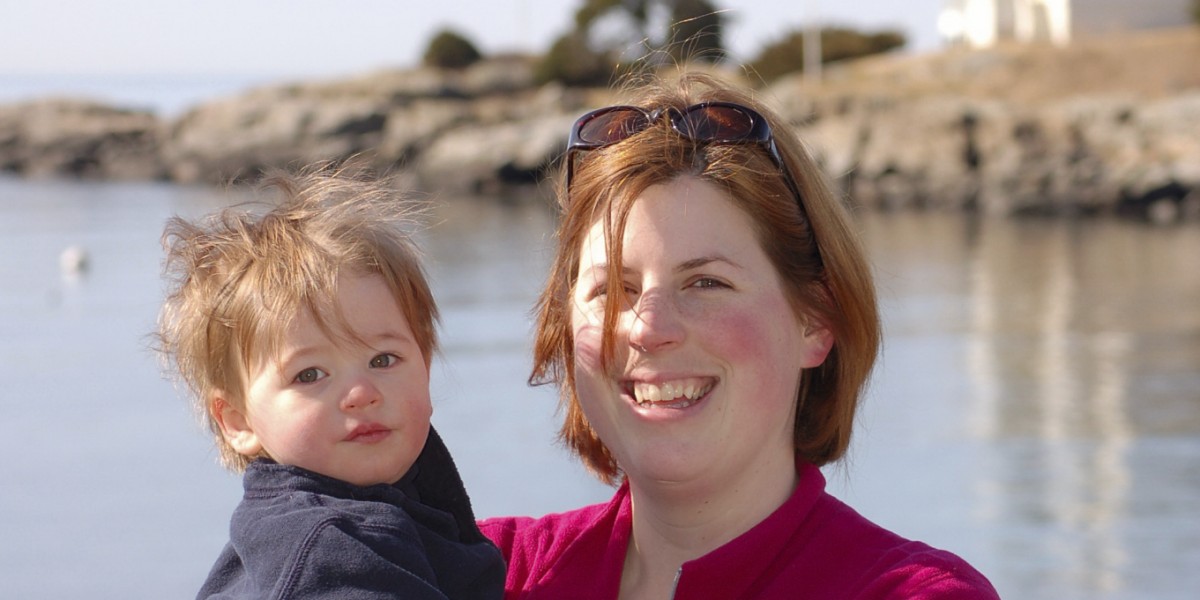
left=622, top=448, right=716, bottom=490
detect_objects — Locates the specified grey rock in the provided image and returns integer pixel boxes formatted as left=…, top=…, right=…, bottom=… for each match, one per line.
left=2, top=46, right=1196, bottom=218
left=0, top=99, right=163, bottom=179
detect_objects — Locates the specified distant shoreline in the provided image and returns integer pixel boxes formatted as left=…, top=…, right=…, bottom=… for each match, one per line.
left=2, top=28, right=1199, bottom=222
left=0, top=72, right=301, bottom=117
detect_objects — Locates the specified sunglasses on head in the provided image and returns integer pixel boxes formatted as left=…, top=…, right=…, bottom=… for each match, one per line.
left=565, top=101, right=806, bottom=210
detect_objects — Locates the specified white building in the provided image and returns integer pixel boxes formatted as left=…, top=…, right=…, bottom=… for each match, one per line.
left=939, top=0, right=1194, bottom=48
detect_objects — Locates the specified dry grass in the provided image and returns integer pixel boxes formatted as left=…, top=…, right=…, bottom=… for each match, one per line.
left=788, top=27, right=1200, bottom=105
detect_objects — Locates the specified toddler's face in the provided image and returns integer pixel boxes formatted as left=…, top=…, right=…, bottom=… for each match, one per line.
left=221, top=272, right=431, bottom=486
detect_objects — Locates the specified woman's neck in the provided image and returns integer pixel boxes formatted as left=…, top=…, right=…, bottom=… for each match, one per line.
left=618, top=450, right=798, bottom=600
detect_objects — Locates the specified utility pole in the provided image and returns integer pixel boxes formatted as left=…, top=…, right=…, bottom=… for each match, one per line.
left=804, top=0, right=822, bottom=81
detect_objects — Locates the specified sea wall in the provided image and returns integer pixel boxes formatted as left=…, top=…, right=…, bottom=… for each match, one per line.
left=2, top=31, right=1198, bottom=220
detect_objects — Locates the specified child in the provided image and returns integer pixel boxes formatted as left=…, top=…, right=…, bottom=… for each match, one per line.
left=156, top=167, right=504, bottom=600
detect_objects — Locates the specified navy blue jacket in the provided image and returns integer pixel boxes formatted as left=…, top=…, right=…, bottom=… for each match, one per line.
left=198, top=427, right=504, bottom=599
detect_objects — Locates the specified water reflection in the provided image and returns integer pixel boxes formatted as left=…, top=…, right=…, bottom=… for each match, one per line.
left=2, top=178, right=1197, bottom=599
left=967, top=218, right=1132, bottom=594
left=861, top=212, right=1200, bottom=598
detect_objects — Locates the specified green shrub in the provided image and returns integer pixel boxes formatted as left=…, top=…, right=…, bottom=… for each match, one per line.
left=534, top=33, right=614, bottom=87
left=667, top=0, right=725, bottom=63
left=749, top=27, right=906, bottom=82
left=423, top=29, right=483, bottom=70
left=537, top=0, right=727, bottom=84
left=823, top=28, right=905, bottom=63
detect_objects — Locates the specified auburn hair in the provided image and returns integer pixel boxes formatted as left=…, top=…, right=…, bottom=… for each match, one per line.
left=530, top=72, right=880, bottom=484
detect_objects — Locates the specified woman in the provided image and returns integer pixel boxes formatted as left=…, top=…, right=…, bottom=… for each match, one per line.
left=479, top=72, right=999, bottom=599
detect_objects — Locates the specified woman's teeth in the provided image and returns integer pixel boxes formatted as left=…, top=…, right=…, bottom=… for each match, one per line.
left=632, top=379, right=713, bottom=407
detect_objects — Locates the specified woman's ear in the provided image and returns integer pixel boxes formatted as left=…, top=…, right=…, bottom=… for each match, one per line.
left=799, top=321, right=834, bottom=369
left=212, top=392, right=262, bottom=457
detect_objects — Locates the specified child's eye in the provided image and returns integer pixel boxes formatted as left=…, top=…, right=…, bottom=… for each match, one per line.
left=370, top=353, right=399, bottom=369
left=293, top=367, right=328, bottom=384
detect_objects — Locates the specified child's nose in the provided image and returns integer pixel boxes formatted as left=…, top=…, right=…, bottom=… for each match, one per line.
left=341, top=378, right=382, bottom=411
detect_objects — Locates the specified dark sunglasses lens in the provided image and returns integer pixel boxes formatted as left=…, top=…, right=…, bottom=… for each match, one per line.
left=578, top=109, right=650, bottom=145
left=681, top=106, right=755, bottom=140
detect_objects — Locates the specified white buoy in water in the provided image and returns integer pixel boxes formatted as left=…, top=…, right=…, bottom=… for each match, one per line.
left=60, top=245, right=90, bottom=276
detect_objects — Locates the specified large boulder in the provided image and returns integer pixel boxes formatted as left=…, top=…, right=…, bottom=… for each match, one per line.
left=0, top=99, right=163, bottom=179
left=768, top=29, right=1200, bottom=218
left=159, top=56, right=551, bottom=185
left=414, top=112, right=575, bottom=194
left=161, top=87, right=394, bottom=183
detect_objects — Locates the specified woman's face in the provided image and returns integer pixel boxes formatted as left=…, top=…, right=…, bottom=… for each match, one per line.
left=570, top=176, right=832, bottom=490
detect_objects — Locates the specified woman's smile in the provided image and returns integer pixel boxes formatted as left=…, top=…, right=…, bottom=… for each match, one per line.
left=624, top=376, right=716, bottom=408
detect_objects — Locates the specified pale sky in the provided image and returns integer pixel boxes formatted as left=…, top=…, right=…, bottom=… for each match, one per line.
left=1, top=0, right=946, bottom=77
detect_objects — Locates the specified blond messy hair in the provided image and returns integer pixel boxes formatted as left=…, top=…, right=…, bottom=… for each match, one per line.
left=156, top=166, right=438, bottom=471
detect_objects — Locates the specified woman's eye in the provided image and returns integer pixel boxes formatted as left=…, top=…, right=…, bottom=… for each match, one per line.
left=690, top=277, right=728, bottom=289
left=293, top=367, right=327, bottom=384
left=370, top=353, right=399, bottom=369
left=581, top=278, right=637, bottom=305
left=587, top=280, right=609, bottom=299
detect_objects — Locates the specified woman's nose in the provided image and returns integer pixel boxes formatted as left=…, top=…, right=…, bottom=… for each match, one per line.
left=627, top=291, right=685, bottom=354
left=341, top=377, right=382, bottom=411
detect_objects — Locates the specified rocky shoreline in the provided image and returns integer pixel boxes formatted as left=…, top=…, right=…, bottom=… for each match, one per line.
left=3, top=29, right=1198, bottom=221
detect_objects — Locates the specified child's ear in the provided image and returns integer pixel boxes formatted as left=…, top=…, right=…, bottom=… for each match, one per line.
left=212, top=392, right=263, bottom=457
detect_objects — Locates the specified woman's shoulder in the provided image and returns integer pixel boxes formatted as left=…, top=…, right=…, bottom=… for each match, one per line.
left=848, top=542, right=1000, bottom=599
left=477, top=486, right=631, bottom=596
left=478, top=488, right=624, bottom=557
left=801, top=493, right=999, bottom=598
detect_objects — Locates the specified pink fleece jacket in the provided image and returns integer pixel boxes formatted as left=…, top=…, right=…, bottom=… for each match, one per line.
left=479, top=460, right=999, bottom=599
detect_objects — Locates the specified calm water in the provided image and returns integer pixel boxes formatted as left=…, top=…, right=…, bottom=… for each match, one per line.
left=1, top=177, right=1197, bottom=599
